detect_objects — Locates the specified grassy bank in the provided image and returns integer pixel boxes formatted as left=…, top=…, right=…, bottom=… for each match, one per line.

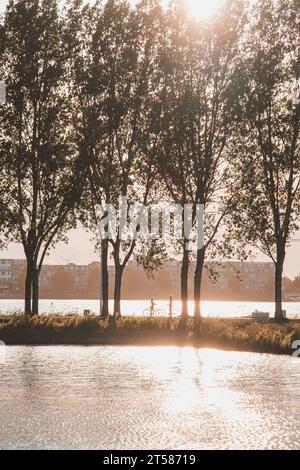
left=0, top=315, right=300, bottom=355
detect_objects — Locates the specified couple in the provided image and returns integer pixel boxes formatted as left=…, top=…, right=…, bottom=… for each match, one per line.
left=149, top=296, right=173, bottom=318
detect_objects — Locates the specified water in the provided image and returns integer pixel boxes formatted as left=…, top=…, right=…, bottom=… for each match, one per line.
left=0, top=299, right=300, bottom=318
left=0, top=345, right=299, bottom=450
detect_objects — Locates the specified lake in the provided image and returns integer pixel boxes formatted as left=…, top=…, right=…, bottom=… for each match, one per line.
left=0, top=345, right=299, bottom=449
left=0, top=299, right=300, bottom=318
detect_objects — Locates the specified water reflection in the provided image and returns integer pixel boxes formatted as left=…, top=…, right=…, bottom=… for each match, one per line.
left=0, top=346, right=299, bottom=449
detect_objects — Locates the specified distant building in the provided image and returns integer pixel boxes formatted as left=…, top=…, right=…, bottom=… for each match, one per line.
left=202, top=261, right=274, bottom=294
left=0, top=258, right=276, bottom=300
left=0, top=259, right=26, bottom=295
left=39, top=262, right=101, bottom=294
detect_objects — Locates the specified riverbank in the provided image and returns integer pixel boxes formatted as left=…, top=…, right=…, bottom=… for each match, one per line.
left=0, top=315, right=299, bottom=355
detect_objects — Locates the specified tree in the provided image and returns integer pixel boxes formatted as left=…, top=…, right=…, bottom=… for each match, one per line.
left=0, top=0, right=82, bottom=315
left=68, top=0, right=164, bottom=315
left=153, top=3, right=197, bottom=318
left=154, top=0, right=244, bottom=317
left=65, top=0, right=111, bottom=315
left=229, top=0, right=300, bottom=320
left=0, top=18, right=15, bottom=249
left=184, top=0, right=244, bottom=318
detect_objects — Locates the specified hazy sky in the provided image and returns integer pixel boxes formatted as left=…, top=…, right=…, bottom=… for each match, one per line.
left=0, top=0, right=299, bottom=277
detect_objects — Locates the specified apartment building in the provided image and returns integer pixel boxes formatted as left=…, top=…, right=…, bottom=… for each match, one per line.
left=0, top=258, right=275, bottom=300
left=0, top=259, right=26, bottom=295
left=203, top=261, right=274, bottom=292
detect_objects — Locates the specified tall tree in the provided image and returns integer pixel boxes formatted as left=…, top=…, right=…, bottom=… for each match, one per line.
left=154, top=3, right=196, bottom=318
left=229, top=0, right=300, bottom=320
left=107, top=0, right=164, bottom=315
left=69, top=0, right=164, bottom=315
left=155, top=0, right=243, bottom=317
left=0, top=18, right=14, bottom=248
left=65, top=0, right=111, bottom=316
left=185, top=0, right=244, bottom=318
left=0, top=0, right=82, bottom=315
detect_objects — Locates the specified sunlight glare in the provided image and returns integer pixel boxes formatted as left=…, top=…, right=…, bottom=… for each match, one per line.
left=185, top=0, right=222, bottom=20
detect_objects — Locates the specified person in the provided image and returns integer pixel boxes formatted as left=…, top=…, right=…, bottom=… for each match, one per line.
left=150, top=298, right=156, bottom=317
left=168, top=295, right=173, bottom=318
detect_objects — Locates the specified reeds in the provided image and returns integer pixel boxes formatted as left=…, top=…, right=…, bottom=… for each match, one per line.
left=0, top=314, right=299, bottom=354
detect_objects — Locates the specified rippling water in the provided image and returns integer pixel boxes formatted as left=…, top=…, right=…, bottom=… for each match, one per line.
left=1, top=299, right=300, bottom=318
left=0, top=346, right=299, bottom=450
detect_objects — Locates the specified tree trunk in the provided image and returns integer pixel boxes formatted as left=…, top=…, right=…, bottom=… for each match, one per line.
left=275, top=250, right=285, bottom=321
left=24, top=260, right=32, bottom=316
left=32, top=268, right=39, bottom=316
left=181, top=247, right=189, bottom=318
left=101, top=240, right=109, bottom=317
left=194, top=247, right=205, bottom=318
left=114, top=264, right=123, bottom=315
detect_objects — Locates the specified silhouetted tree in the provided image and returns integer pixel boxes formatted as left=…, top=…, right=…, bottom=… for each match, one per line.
left=154, top=0, right=244, bottom=317
left=153, top=3, right=196, bottom=317
left=229, top=0, right=300, bottom=319
left=0, top=0, right=82, bottom=315
left=68, top=0, right=164, bottom=315
left=65, top=0, right=111, bottom=315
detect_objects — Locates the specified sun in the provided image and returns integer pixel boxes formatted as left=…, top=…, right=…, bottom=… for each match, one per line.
left=185, top=0, right=222, bottom=20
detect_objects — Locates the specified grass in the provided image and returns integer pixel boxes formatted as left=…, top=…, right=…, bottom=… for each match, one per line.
left=0, top=313, right=300, bottom=355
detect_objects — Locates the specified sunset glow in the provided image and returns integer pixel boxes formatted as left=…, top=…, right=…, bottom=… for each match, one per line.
left=185, top=0, right=222, bottom=20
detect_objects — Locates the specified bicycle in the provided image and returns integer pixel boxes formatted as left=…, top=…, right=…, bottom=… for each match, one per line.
left=143, top=306, right=166, bottom=317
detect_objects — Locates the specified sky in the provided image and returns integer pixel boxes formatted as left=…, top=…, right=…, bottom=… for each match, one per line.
left=0, top=0, right=299, bottom=277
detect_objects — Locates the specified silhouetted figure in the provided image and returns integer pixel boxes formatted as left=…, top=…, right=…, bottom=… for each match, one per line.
left=169, top=296, right=173, bottom=318
left=150, top=298, right=156, bottom=317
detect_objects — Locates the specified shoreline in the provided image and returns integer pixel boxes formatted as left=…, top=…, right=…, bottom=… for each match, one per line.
left=0, top=297, right=299, bottom=302
left=0, top=315, right=299, bottom=356
left=1, top=297, right=298, bottom=301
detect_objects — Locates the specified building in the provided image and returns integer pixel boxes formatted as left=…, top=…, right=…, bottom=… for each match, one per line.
left=0, top=258, right=276, bottom=300
left=0, top=259, right=26, bottom=296
left=201, top=261, right=275, bottom=300
left=204, top=261, right=274, bottom=291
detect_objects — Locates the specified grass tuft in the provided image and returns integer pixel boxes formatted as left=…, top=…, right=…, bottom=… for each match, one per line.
left=0, top=314, right=299, bottom=354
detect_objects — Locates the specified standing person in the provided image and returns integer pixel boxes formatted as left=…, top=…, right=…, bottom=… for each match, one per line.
left=150, top=298, right=156, bottom=317
left=168, top=296, right=173, bottom=318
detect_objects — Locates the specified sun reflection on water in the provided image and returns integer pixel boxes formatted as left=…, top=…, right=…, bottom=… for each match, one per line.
left=1, top=345, right=299, bottom=449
